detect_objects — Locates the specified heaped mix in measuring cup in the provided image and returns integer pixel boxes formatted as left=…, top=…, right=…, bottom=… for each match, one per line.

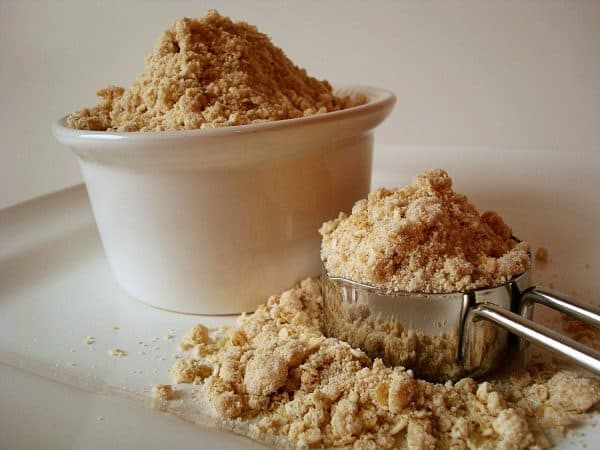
left=320, top=169, right=600, bottom=380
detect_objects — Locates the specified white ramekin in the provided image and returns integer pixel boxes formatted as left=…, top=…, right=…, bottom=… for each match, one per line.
left=53, top=86, right=395, bottom=314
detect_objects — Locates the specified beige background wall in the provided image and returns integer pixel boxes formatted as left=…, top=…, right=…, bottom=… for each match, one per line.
left=1, top=0, right=599, bottom=209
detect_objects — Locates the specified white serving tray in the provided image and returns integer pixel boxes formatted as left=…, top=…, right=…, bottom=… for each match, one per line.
left=1, top=144, right=598, bottom=449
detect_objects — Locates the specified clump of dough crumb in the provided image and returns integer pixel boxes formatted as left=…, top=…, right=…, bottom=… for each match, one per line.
left=108, top=348, right=127, bottom=357
left=170, top=278, right=600, bottom=449
left=67, top=10, right=365, bottom=132
left=178, top=324, right=210, bottom=351
left=320, top=169, right=530, bottom=293
left=152, top=384, right=174, bottom=401
left=170, top=358, right=213, bottom=384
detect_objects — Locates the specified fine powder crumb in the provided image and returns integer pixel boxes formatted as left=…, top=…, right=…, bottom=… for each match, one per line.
left=66, top=10, right=365, bottom=132
left=535, top=247, right=549, bottom=264
left=170, top=279, right=600, bottom=449
left=320, top=169, right=531, bottom=293
left=108, top=348, right=127, bottom=357
left=152, top=384, right=174, bottom=401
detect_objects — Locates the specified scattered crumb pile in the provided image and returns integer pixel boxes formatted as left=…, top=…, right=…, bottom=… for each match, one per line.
left=320, top=169, right=530, bottom=293
left=67, top=10, right=364, bottom=132
left=168, top=279, right=600, bottom=449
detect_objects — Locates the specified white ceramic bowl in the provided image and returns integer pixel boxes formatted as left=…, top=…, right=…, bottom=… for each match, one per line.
left=53, top=86, right=395, bottom=314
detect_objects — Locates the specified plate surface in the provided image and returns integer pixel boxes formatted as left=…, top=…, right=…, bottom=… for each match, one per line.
left=1, top=144, right=598, bottom=449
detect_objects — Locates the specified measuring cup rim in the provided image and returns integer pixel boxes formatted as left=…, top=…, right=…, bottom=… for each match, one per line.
left=323, top=270, right=532, bottom=298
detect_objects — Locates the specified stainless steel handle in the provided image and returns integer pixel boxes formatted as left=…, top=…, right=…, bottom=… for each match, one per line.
left=521, top=286, right=600, bottom=328
left=469, top=303, right=600, bottom=376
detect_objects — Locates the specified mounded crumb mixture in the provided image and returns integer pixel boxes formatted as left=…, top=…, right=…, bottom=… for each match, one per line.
left=66, top=10, right=365, bottom=132
left=320, top=169, right=531, bottom=293
left=168, top=279, right=600, bottom=449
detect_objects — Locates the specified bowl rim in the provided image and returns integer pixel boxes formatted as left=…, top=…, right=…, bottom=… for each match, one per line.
left=52, top=85, right=396, bottom=143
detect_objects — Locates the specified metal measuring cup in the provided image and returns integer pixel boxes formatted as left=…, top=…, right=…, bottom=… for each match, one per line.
left=322, top=267, right=600, bottom=382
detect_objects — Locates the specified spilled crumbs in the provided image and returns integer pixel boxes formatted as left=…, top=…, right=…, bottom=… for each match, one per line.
left=165, top=279, right=600, bottom=449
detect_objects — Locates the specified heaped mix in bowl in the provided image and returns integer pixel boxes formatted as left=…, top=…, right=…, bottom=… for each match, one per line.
left=66, top=9, right=366, bottom=132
